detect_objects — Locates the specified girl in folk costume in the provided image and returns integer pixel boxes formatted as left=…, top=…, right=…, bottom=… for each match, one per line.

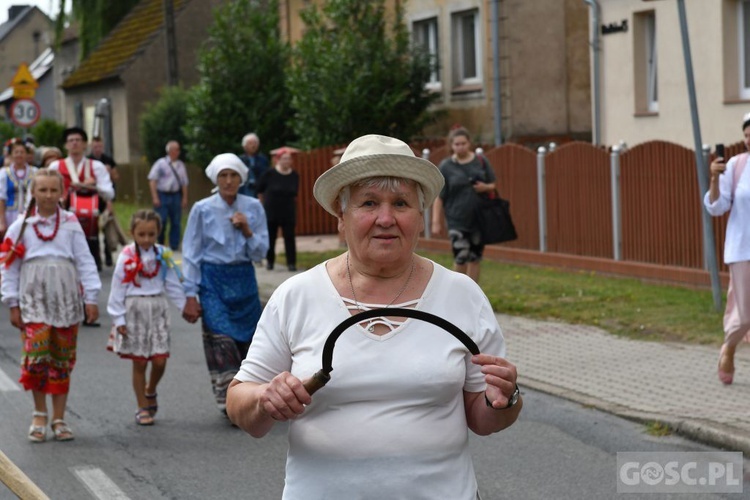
left=0, top=169, right=101, bottom=442
left=107, top=210, right=187, bottom=425
left=0, top=139, right=37, bottom=237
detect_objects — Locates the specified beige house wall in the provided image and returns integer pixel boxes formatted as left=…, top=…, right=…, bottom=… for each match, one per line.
left=0, top=9, right=52, bottom=92
left=410, top=0, right=591, bottom=145
left=598, top=0, right=747, bottom=148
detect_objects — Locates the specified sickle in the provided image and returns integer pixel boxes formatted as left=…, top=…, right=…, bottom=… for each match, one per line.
left=302, top=308, right=480, bottom=396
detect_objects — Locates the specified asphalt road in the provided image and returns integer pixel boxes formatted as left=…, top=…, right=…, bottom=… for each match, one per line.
left=0, top=266, right=744, bottom=499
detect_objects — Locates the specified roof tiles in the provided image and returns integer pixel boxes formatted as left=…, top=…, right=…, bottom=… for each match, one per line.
left=62, top=0, right=185, bottom=89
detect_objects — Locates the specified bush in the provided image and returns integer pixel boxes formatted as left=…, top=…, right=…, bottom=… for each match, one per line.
left=139, top=85, right=190, bottom=164
left=0, top=121, right=23, bottom=147
left=286, top=0, right=439, bottom=148
left=31, top=119, right=66, bottom=151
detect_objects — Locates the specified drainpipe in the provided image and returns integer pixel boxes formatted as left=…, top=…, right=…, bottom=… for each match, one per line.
left=583, top=0, right=601, bottom=146
left=491, top=0, right=503, bottom=146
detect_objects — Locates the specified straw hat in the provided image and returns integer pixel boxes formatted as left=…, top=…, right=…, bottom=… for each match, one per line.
left=313, top=134, right=444, bottom=217
left=205, top=153, right=248, bottom=185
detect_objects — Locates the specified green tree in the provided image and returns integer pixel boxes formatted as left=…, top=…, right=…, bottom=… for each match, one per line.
left=286, top=0, right=439, bottom=148
left=139, top=85, right=190, bottom=164
left=55, top=0, right=140, bottom=59
left=184, top=0, right=293, bottom=166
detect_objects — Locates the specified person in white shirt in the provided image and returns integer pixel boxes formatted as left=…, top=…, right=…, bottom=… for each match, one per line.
left=48, top=127, right=115, bottom=273
left=704, top=112, right=750, bottom=385
left=227, top=135, right=522, bottom=500
left=148, top=140, right=189, bottom=251
left=0, top=169, right=101, bottom=443
left=107, top=209, right=189, bottom=425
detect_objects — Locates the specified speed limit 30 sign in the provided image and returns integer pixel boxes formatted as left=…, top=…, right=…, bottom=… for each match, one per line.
left=10, top=98, right=41, bottom=128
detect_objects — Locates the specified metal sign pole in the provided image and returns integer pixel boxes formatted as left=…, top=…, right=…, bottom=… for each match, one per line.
left=676, top=0, right=722, bottom=311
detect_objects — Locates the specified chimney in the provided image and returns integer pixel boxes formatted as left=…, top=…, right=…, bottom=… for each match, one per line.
left=8, top=5, right=31, bottom=22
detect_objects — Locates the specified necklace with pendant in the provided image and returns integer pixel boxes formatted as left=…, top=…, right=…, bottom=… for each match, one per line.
left=346, top=252, right=415, bottom=333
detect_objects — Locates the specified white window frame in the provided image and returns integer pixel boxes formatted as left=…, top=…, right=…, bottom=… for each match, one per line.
left=452, top=9, right=481, bottom=87
left=645, top=12, right=658, bottom=112
left=413, top=17, right=441, bottom=89
left=739, top=0, right=750, bottom=99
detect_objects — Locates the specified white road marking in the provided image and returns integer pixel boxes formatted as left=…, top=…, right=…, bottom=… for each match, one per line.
left=71, top=466, right=131, bottom=500
left=0, top=367, right=20, bottom=391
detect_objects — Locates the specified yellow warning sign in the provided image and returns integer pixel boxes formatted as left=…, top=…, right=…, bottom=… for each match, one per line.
left=10, top=63, right=38, bottom=99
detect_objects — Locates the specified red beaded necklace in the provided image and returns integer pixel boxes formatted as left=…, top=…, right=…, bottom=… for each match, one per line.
left=32, top=207, right=60, bottom=242
left=137, top=246, right=161, bottom=279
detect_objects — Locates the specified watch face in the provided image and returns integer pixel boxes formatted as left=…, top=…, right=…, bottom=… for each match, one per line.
left=506, top=386, right=520, bottom=408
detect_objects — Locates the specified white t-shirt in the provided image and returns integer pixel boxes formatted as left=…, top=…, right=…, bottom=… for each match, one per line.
left=704, top=153, right=750, bottom=264
left=235, top=260, right=505, bottom=500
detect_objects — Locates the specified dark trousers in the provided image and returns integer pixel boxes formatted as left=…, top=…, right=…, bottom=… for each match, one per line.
left=156, top=191, right=182, bottom=250
left=102, top=234, right=113, bottom=266
left=266, top=218, right=296, bottom=268
left=87, top=236, right=101, bottom=271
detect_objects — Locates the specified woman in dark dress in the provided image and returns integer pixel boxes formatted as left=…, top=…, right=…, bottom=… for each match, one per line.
left=258, top=147, right=299, bottom=271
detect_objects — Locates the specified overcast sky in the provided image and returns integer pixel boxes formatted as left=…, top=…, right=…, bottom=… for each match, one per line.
left=0, top=0, right=67, bottom=24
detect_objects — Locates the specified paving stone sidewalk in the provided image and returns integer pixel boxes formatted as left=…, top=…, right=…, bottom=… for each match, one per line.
left=501, top=314, right=750, bottom=455
left=257, top=235, right=750, bottom=455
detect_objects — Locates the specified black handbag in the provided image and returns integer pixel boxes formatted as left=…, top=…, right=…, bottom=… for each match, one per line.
left=476, top=191, right=517, bottom=244
left=474, top=155, right=517, bottom=244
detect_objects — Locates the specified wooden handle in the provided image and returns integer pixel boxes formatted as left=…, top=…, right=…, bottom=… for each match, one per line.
left=302, top=370, right=331, bottom=396
left=0, top=450, right=50, bottom=500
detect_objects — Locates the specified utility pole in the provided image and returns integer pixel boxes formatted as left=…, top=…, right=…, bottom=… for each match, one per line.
left=164, top=0, right=178, bottom=85
left=675, top=0, right=722, bottom=311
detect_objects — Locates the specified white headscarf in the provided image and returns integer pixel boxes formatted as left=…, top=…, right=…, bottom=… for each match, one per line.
left=205, top=153, right=248, bottom=185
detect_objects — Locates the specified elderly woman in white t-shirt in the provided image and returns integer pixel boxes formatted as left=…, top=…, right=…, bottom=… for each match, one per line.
left=705, top=112, right=750, bottom=385
left=227, top=135, right=522, bottom=499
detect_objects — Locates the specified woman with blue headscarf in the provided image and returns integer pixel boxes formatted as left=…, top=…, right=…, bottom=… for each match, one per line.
left=182, top=153, right=269, bottom=417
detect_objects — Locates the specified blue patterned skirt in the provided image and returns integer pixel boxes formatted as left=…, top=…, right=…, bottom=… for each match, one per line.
left=199, top=262, right=261, bottom=343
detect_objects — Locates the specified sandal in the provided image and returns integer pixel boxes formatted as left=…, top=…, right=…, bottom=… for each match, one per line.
left=51, top=419, right=74, bottom=441
left=145, top=392, right=158, bottom=416
left=28, top=411, right=47, bottom=443
left=135, top=408, right=154, bottom=426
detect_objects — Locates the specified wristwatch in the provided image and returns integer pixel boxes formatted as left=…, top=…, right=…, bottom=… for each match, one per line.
left=486, top=384, right=520, bottom=410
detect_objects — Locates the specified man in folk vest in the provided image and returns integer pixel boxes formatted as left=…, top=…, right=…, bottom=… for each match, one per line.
left=48, top=127, right=115, bottom=274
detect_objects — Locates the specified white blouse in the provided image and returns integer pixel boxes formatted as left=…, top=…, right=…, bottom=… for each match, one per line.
left=0, top=208, right=101, bottom=307
left=107, top=244, right=187, bottom=327
left=704, top=153, right=750, bottom=264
